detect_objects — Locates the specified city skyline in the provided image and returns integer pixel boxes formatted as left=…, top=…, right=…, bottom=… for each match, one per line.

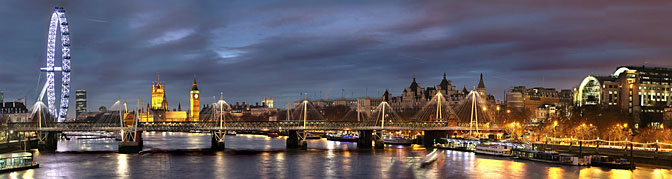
left=2, top=1, right=672, bottom=115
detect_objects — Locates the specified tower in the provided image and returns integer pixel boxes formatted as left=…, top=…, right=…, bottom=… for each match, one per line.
left=152, top=73, right=168, bottom=110
left=75, top=89, right=87, bottom=117
left=190, top=74, right=200, bottom=121
left=477, top=73, right=486, bottom=96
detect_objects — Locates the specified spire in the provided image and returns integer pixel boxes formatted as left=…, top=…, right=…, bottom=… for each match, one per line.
left=382, top=89, right=390, bottom=102
left=178, top=103, right=182, bottom=111
left=157, top=72, right=160, bottom=83
left=477, top=73, right=485, bottom=89
left=439, top=72, right=450, bottom=89
left=409, top=74, right=419, bottom=90
left=192, top=73, right=199, bottom=91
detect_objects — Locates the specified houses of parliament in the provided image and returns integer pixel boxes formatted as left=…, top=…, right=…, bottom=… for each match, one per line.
left=138, top=74, right=200, bottom=122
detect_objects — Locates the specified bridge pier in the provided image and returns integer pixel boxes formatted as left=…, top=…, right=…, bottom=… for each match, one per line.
left=37, top=131, right=59, bottom=152
left=374, top=131, right=385, bottom=149
left=357, top=130, right=373, bottom=149
left=119, top=131, right=143, bottom=153
left=423, top=130, right=447, bottom=148
left=286, top=130, right=307, bottom=149
left=211, top=131, right=225, bottom=150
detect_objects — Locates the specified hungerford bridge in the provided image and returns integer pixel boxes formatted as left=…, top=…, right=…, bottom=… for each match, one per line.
left=13, top=7, right=502, bottom=153
left=11, top=90, right=502, bottom=153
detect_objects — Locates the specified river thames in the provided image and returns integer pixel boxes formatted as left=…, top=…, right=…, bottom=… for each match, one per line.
left=3, top=132, right=671, bottom=179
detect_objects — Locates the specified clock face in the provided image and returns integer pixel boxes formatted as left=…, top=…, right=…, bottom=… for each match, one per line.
left=194, top=94, right=199, bottom=99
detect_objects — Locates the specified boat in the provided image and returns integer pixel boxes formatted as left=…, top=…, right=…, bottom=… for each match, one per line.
left=0, top=152, right=39, bottom=173
left=305, top=133, right=321, bottom=139
left=383, top=135, right=413, bottom=145
left=513, top=150, right=590, bottom=166
left=267, top=133, right=280, bottom=137
left=326, top=133, right=359, bottom=142
left=436, top=138, right=479, bottom=152
left=590, top=155, right=634, bottom=169
left=475, top=143, right=513, bottom=156
left=420, top=149, right=444, bottom=167
left=226, top=131, right=237, bottom=136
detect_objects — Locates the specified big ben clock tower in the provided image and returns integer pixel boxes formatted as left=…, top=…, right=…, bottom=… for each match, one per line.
left=190, top=74, right=200, bottom=121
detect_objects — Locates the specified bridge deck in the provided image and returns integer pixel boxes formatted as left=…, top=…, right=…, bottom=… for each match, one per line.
left=7, top=121, right=502, bottom=132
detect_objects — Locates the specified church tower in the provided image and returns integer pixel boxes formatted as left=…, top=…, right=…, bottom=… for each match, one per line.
left=190, top=74, right=200, bottom=121
left=152, top=73, right=168, bottom=110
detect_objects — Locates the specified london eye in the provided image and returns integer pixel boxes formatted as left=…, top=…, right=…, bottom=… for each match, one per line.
left=38, top=7, right=71, bottom=122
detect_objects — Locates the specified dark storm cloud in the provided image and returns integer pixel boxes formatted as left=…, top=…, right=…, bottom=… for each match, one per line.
left=2, top=0, right=672, bottom=117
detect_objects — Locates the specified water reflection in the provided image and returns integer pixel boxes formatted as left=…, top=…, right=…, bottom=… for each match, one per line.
left=2, top=132, right=671, bottom=178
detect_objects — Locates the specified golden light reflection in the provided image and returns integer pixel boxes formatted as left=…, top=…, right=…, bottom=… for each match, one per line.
left=117, top=154, right=129, bottom=177
left=22, top=169, right=34, bottom=179
left=473, top=158, right=506, bottom=179
left=610, top=169, right=632, bottom=179
left=547, top=167, right=564, bottom=179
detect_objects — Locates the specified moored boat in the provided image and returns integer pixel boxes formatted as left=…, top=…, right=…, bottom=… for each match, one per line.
left=326, top=133, right=359, bottom=142
left=383, top=135, right=413, bottom=145
left=267, top=133, right=280, bottom=137
left=513, top=150, right=590, bottom=166
left=590, top=155, right=634, bottom=169
left=0, top=152, right=39, bottom=173
left=305, top=133, right=321, bottom=139
left=475, top=143, right=513, bottom=156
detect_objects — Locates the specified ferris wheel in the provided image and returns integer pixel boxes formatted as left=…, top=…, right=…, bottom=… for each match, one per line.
left=38, top=7, right=71, bottom=122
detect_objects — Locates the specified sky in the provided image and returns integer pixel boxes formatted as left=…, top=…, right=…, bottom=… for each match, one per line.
left=2, top=0, right=672, bottom=116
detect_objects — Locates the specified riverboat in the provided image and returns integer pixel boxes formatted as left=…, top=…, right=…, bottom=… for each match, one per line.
left=513, top=150, right=590, bottom=166
left=267, top=133, right=280, bottom=137
left=590, top=155, right=633, bottom=169
left=326, top=133, right=359, bottom=142
left=0, top=152, right=39, bottom=173
left=475, top=143, right=513, bottom=156
left=383, top=135, right=413, bottom=145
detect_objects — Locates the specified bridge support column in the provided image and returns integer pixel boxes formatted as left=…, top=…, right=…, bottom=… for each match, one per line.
left=119, top=131, right=143, bottom=153
left=423, top=130, right=447, bottom=148
left=357, top=130, right=373, bottom=149
left=374, top=131, right=384, bottom=149
left=287, top=130, right=307, bottom=149
left=37, top=131, right=59, bottom=152
left=211, top=131, right=225, bottom=150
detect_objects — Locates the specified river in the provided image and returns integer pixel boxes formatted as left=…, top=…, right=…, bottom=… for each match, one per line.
left=2, top=132, right=671, bottom=178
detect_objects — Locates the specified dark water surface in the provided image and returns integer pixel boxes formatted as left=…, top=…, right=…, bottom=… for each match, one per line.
left=3, top=132, right=671, bottom=179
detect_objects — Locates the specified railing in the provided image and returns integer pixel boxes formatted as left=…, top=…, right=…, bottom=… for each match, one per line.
left=541, top=137, right=672, bottom=153
left=7, top=121, right=503, bottom=132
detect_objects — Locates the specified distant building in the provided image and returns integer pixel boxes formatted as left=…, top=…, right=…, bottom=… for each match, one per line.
left=262, top=97, right=274, bottom=108
left=138, top=73, right=193, bottom=122
left=384, top=73, right=492, bottom=111
left=505, top=86, right=571, bottom=111
left=1, top=100, right=29, bottom=122
left=75, top=89, right=87, bottom=117
left=574, top=66, right=672, bottom=128
left=151, top=73, right=168, bottom=110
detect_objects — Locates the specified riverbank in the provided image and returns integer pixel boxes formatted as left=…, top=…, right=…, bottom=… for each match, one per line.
left=0, top=139, right=38, bottom=153
left=539, top=143, right=672, bottom=167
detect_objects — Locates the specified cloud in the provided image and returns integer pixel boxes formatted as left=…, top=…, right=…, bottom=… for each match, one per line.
left=1, top=0, right=672, bottom=117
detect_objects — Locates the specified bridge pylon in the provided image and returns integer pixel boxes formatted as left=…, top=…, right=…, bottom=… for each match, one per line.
left=118, top=98, right=143, bottom=153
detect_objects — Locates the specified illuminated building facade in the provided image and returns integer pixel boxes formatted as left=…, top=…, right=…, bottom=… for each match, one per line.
left=75, top=89, right=87, bottom=117
left=152, top=74, right=168, bottom=110
left=574, top=66, right=672, bottom=128
left=190, top=75, right=200, bottom=121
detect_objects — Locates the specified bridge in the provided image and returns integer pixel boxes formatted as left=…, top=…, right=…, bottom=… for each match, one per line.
left=18, top=88, right=502, bottom=153
left=7, top=121, right=500, bottom=132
